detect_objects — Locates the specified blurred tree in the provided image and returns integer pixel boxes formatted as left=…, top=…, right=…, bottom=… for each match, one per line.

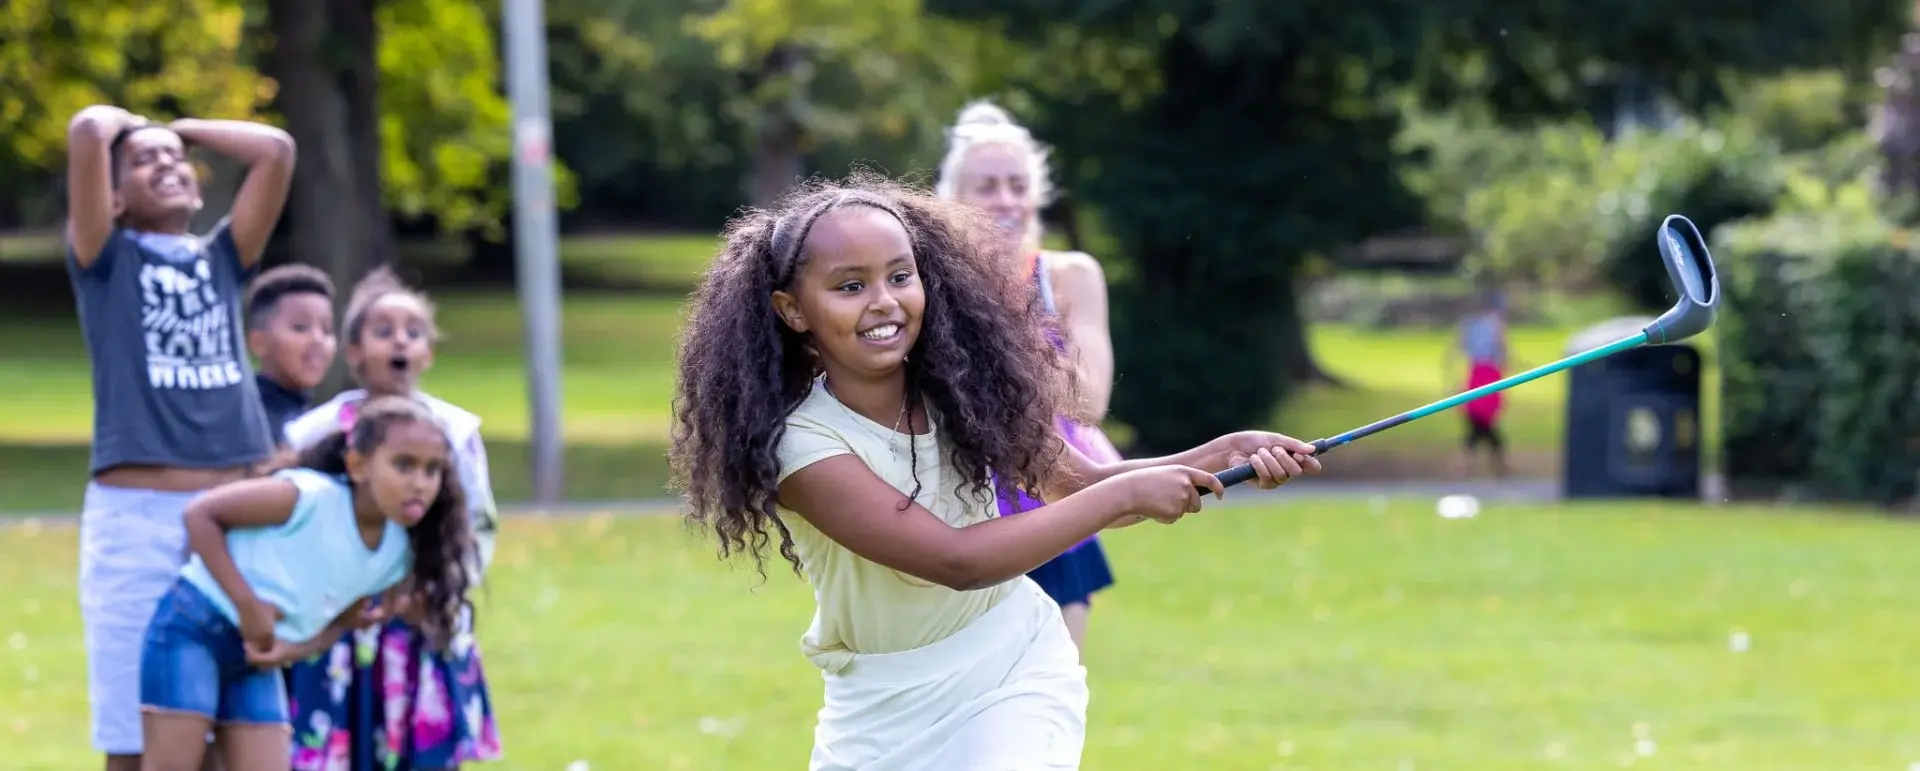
left=0, top=1, right=522, bottom=260
left=0, top=0, right=272, bottom=226
left=928, top=0, right=1908, bottom=453
left=263, top=0, right=520, bottom=264
left=260, top=0, right=521, bottom=393
left=685, top=0, right=1035, bottom=206
left=1875, top=28, right=1920, bottom=203
left=263, top=0, right=384, bottom=328
left=537, top=0, right=1155, bottom=240
left=542, top=0, right=753, bottom=232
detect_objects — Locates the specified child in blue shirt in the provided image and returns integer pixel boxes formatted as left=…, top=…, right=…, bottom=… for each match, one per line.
left=137, top=396, right=477, bottom=771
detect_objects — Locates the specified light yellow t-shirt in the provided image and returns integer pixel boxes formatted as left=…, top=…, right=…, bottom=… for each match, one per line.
left=775, top=382, right=1017, bottom=673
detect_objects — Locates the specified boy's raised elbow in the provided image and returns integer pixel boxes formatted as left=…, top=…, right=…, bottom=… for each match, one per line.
left=67, top=108, right=116, bottom=141
left=262, top=129, right=297, bottom=165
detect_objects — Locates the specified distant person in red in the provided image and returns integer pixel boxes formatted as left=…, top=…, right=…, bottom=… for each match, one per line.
left=1450, top=289, right=1510, bottom=477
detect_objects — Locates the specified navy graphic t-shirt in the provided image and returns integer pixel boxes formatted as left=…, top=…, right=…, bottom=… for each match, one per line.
left=67, top=219, right=274, bottom=475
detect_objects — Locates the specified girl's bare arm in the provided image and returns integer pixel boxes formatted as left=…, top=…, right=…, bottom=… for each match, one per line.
left=780, top=457, right=1138, bottom=591
left=181, top=478, right=300, bottom=620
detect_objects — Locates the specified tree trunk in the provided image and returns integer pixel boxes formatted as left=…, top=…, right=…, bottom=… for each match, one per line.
left=748, top=42, right=806, bottom=209
left=1272, top=269, right=1347, bottom=387
left=333, top=0, right=397, bottom=268
left=267, top=0, right=373, bottom=398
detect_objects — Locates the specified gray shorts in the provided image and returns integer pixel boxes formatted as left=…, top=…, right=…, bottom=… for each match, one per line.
left=78, top=482, right=200, bottom=755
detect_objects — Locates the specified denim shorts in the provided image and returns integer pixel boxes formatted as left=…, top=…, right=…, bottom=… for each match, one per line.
left=139, top=579, right=290, bottom=725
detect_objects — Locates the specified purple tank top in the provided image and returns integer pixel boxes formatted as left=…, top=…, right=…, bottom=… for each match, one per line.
left=991, top=256, right=1121, bottom=550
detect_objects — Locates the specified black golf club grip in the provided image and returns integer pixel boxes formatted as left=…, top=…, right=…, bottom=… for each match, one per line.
left=1199, top=438, right=1334, bottom=492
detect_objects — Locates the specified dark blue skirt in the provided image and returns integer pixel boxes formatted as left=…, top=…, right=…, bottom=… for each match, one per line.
left=1027, top=538, right=1116, bottom=608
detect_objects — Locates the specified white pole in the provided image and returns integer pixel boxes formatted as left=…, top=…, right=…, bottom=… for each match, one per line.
left=502, top=0, right=565, bottom=505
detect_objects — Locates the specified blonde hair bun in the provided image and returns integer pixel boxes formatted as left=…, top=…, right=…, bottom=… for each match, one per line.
left=956, top=100, right=1015, bottom=128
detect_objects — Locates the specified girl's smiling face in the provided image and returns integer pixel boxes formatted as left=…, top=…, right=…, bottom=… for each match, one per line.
left=770, top=205, right=926, bottom=383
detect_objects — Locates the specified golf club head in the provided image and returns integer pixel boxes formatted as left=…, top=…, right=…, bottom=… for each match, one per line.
left=1643, top=214, right=1721, bottom=344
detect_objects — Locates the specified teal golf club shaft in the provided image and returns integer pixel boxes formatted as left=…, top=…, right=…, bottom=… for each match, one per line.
left=1208, top=212, right=1721, bottom=491
left=1210, top=333, right=1648, bottom=489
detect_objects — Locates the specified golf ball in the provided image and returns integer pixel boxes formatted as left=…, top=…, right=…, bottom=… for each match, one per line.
left=1436, top=494, right=1481, bottom=519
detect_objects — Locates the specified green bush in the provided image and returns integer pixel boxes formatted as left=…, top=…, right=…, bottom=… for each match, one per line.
left=1397, top=109, right=1611, bottom=285
left=1401, top=112, right=1785, bottom=301
left=1400, top=73, right=1874, bottom=306
left=1801, top=246, right=1920, bottom=501
left=1713, top=205, right=1833, bottom=489
left=1715, top=175, right=1920, bottom=504
left=1458, top=124, right=1613, bottom=285
left=1593, top=120, right=1783, bottom=312
left=1719, top=69, right=1864, bottom=154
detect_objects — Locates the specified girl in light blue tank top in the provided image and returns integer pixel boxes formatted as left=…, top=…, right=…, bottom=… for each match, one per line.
left=138, top=396, right=478, bottom=770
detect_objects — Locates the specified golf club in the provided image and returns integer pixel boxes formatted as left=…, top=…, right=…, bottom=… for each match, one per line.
left=1208, top=213, right=1721, bottom=491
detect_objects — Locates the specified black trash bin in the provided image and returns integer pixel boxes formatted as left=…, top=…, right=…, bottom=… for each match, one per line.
left=1561, top=318, right=1704, bottom=500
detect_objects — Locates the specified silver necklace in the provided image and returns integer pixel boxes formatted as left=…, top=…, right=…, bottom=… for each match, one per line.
left=823, top=378, right=910, bottom=460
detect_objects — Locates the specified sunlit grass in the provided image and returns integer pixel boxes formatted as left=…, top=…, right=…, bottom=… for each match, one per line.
left=0, top=499, right=1911, bottom=769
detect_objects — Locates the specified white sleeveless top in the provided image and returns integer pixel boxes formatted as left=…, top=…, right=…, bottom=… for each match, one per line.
left=775, top=380, right=1015, bottom=673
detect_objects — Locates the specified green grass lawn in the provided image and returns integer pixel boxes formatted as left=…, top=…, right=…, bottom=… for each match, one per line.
left=0, top=499, right=1912, bottom=769
left=0, top=231, right=63, bottom=263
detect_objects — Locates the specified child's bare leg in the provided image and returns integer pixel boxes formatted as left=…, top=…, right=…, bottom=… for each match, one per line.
left=216, top=724, right=291, bottom=771
left=140, top=712, right=213, bottom=771
left=1059, top=602, right=1091, bottom=657
left=212, top=663, right=293, bottom=771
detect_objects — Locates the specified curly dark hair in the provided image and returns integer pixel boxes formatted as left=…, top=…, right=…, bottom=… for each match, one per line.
left=244, top=263, right=335, bottom=329
left=296, top=395, right=474, bottom=650
left=670, top=169, right=1079, bottom=577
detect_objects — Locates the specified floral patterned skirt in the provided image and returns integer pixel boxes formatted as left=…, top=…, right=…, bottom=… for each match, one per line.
left=286, top=605, right=503, bottom=770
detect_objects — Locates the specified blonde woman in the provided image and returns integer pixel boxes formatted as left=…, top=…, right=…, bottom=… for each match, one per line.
left=936, top=101, right=1120, bottom=654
